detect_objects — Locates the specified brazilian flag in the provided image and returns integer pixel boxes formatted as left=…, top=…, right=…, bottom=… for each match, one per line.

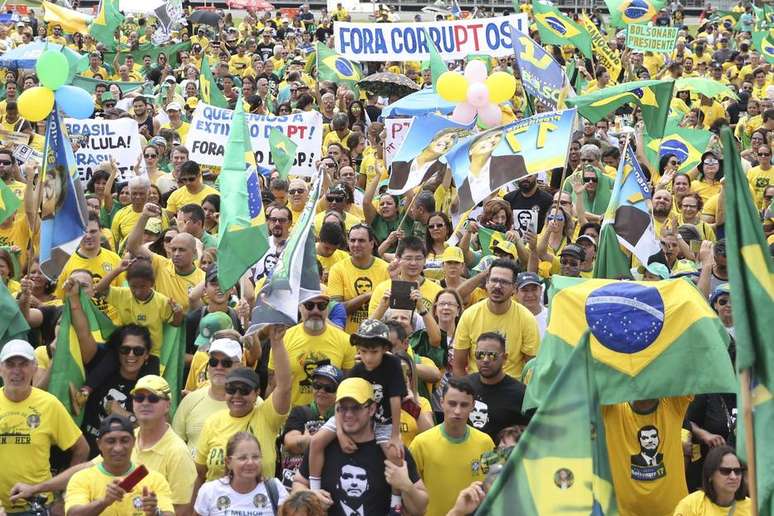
left=316, top=42, right=362, bottom=92
left=605, top=0, right=666, bottom=27
left=532, top=0, right=593, bottom=59
left=708, top=9, right=742, bottom=29
left=566, top=79, right=675, bottom=137
left=199, top=54, right=229, bottom=108
left=722, top=125, right=774, bottom=515
left=160, top=324, right=185, bottom=416
left=477, top=334, right=617, bottom=515
left=477, top=226, right=508, bottom=257
left=88, top=0, right=124, bottom=51
left=0, top=179, right=20, bottom=226
left=752, top=29, right=774, bottom=64
left=644, top=123, right=712, bottom=175
left=524, top=277, right=737, bottom=409
left=269, top=127, right=298, bottom=180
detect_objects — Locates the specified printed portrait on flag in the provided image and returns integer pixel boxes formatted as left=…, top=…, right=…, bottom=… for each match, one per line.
left=41, top=164, right=68, bottom=219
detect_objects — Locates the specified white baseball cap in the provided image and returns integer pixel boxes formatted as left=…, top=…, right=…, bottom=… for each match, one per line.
left=208, top=338, right=243, bottom=361
left=0, top=340, right=35, bottom=362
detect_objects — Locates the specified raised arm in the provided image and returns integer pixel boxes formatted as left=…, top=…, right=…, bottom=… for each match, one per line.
left=268, top=325, right=291, bottom=416
left=125, top=203, right=159, bottom=259
left=362, top=171, right=380, bottom=224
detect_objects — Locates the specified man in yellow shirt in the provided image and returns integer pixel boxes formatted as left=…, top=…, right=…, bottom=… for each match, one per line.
left=64, top=414, right=175, bottom=516
left=165, top=161, right=219, bottom=217
left=409, top=377, right=495, bottom=516
left=268, top=292, right=355, bottom=407
left=453, top=259, right=540, bottom=378
left=126, top=203, right=205, bottom=311
left=82, top=51, right=109, bottom=79
left=748, top=145, right=774, bottom=209
left=160, top=102, right=190, bottom=143
left=328, top=224, right=390, bottom=333
left=2, top=340, right=89, bottom=513
left=112, top=175, right=152, bottom=249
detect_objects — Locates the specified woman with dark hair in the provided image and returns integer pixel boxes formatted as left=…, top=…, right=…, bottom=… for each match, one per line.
left=86, top=169, right=111, bottom=199
left=277, top=102, right=292, bottom=116
left=194, top=432, right=287, bottom=515
left=347, top=100, right=367, bottom=127
left=423, top=212, right=452, bottom=281
left=202, top=194, right=220, bottom=235
left=363, top=172, right=400, bottom=252
left=693, top=151, right=724, bottom=203
left=674, top=446, right=750, bottom=514
left=0, top=248, right=19, bottom=294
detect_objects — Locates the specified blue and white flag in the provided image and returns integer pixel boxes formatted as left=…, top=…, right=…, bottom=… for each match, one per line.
left=39, top=107, right=88, bottom=280
left=511, top=25, right=573, bottom=108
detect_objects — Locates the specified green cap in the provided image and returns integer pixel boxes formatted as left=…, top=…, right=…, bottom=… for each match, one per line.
left=195, top=312, right=234, bottom=347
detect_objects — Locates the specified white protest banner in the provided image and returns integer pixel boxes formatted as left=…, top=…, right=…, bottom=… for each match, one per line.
left=186, top=103, right=323, bottom=176
left=334, top=14, right=528, bottom=62
left=384, top=117, right=414, bottom=167
left=65, top=118, right=142, bottom=183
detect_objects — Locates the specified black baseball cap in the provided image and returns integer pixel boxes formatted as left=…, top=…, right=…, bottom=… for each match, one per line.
left=226, top=367, right=260, bottom=390
left=560, top=244, right=586, bottom=261
left=98, top=414, right=135, bottom=438
left=516, top=272, right=541, bottom=289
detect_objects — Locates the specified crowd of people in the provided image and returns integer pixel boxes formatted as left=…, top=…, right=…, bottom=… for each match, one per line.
left=0, top=0, right=770, bottom=515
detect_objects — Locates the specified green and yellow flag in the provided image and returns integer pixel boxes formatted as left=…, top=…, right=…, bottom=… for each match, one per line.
left=752, top=29, right=774, bottom=64
left=49, top=289, right=115, bottom=423
left=605, top=0, right=666, bottom=27
left=566, top=79, right=675, bottom=137
left=200, top=54, right=229, bottom=109
left=524, top=277, right=736, bottom=409
left=160, top=324, right=185, bottom=416
left=709, top=9, right=742, bottom=29
left=217, top=94, right=270, bottom=291
left=268, top=127, right=297, bottom=180
left=316, top=42, right=362, bottom=92
left=0, top=281, right=28, bottom=348
left=422, top=28, right=447, bottom=91
left=644, top=123, right=712, bottom=176
left=478, top=334, right=617, bottom=515
left=89, top=0, right=124, bottom=51
left=42, top=1, right=93, bottom=34
left=532, top=0, right=593, bottom=59
left=0, top=179, right=20, bottom=226
left=722, top=125, right=774, bottom=515
left=477, top=226, right=508, bottom=257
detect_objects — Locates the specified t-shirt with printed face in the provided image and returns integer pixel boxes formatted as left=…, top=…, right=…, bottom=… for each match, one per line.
left=299, top=440, right=420, bottom=516
left=465, top=372, right=532, bottom=441
left=349, top=354, right=407, bottom=427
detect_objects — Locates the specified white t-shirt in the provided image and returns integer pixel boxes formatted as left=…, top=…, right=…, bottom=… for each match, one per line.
left=194, top=477, right=288, bottom=515
left=534, top=306, right=548, bottom=339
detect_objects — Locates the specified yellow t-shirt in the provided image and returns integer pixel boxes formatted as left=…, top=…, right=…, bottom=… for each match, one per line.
left=166, top=184, right=219, bottom=214
left=673, top=491, right=752, bottom=516
left=229, top=54, right=252, bottom=74
left=747, top=165, right=774, bottom=209
left=65, top=463, right=174, bottom=516
left=55, top=248, right=124, bottom=323
left=702, top=194, right=720, bottom=221
left=400, top=396, right=432, bottom=447
left=0, top=388, right=83, bottom=512
left=409, top=424, right=495, bottom=516
left=454, top=299, right=540, bottom=378
left=327, top=257, right=390, bottom=333
left=194, top=398, right=288, bottom=481
left=184, top=350, right=211, bottom=393
left=82, top=66, right=109, bottom=79
left=322, top=129, right=351, bottom=152
left=359, top=153, right=387, bottom=185
left=111, top=205, right=143, bottom=248
left=267, top=323, right=356, bottom=407
left=602, top=396, right=692, bottom=516
left=0, top=213, right=31, bottom=269
left=132, top=426, right=197, bottom=505
left=151, top=253, right=206, bottom=311
left=106, top=287, right=174, bottom=356
left=692, top=180, right=722, bottom=204
left=367, top=277, right=442, bottom=316
left=172, top=387, right=227, bottom=454
left=160, top=121, right=190, bottom=142
left=317, top=248, right=349, bottom=277
left=699, top=102, right=726, bottom=129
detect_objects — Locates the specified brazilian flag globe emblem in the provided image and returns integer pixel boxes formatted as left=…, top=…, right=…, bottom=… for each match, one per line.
left=619, top=0, right=658, bottom=24
left=524, top=277, right=736, bottom=408
left=322, top=55, right=362, bottom=82
left=753, top=29, right=774, bottom=63
left=534, top=12, right=581, bottom=38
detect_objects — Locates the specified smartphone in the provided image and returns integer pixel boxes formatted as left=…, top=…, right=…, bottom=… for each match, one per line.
left=118, top=465, right=148, bottom=492
left=389, top=280, right=418, bottom=310
left=690, top=239, right=701, bottom=254
left=402, top=398, right=421, bottom=419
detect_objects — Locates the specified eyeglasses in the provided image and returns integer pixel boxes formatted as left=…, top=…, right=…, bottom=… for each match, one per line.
left=208, top=357, right=234, bottom=368
left=583, top=177, right=598, bottom=183
left=437, top=301, right=459, bottom=307
left=716, top=297, right=729, bottom=306
left=312, top=381, right=337, bottom=393
left=144, top=153, right=157, bottom=158
left=326, top=195, right=345, bottom=203
left=487, top=277, right=513, bottom=286
left=547, top=215, right=565, bottom=222
left=474, top=350, right=501, bottom=361
left=225, top=384, right=254, bottom=396
left=336, top=403, right=369, bottom=414
left=0, top=160, right=12, bottom=166
left=428, top=223, right=446, bottom=230
left=718, top=466, right=745, bottom=476
left=302, top=300, right=329, bottom=311
left=268, top=217, right=289, bottom=224
left=289, top=188, right=306, bottom=195
left=132, top=393, right=166, bottom=403
left=119, top=346, right=147, bottom=356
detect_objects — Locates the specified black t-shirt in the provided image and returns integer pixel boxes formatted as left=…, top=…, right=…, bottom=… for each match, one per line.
left=466, top=373, right=532, bottom=442
left=365, top=105, right=382, bottom=123
left=280, top=404, right=334, bottom=488
left=82, top=369, right=138, bottom=456
left=349, top=354, right=407, bottom=426
left=257, top=42, right=275, bottom=61
left=503, top=188, right=554, bottom=233
left=299, top=440, right=420, bottom=516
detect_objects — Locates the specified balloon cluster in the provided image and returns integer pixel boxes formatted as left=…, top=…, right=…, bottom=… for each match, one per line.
left=436, top=60, right=516, bottom=128
left=18, top=50, right=94, bottom=122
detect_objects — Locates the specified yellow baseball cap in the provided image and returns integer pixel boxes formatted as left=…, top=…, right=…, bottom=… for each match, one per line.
left=131, top=375, right=171, bottom=399
left=440, top=246, right=464, bottom=263
left=492, top=239, right=517, bottom=258
left=336, top=378, right=374, bottom=404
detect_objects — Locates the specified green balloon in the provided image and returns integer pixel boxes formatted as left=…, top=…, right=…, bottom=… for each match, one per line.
left=36, top=51, right=69, bottom=91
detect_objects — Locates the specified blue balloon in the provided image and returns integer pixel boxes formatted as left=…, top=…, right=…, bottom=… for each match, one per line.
left=55, top=85, right=94, bottom=119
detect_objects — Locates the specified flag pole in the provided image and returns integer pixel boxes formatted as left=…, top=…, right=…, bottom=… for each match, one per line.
left=740, top=368, right=759, bottom=516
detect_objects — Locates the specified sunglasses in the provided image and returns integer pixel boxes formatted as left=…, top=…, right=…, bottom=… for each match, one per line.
left=0, top=160, right=12, bottom=166
left=428, top=223, right=446, bottom=229
left=759, top=153, right=771, bottom=157
left=547, top=215, right=565, bottom=222
left=208, top=357, right=234, bottom=368
left=703, top=159, right=719, bottom=165
left=474, top=350, right=501, bottom=361
left=132, top=393, right=166, bottom=403
left=289, top=188, right=306, bottom=195
left=302, top=300, right=329, bottom=311
left=583, top=177, right=598, bottom=183
left=312, top=381, right=337, bottom=393
left=144, top=153, right=157, bottom=158
left=225, top=384, right=254, bottom=396
left=580, top=158, right=594, bottom=163
left=268, top=217, right=289, bottom=224
left=326, top=195, right=345, bottom=203
left=668, top=160, right=678, bottom=166
left=119, top=346, right=147, bottom=356
left=718, top=466, right=745, bottom=476
left=716, top=297, right=729, bottom=306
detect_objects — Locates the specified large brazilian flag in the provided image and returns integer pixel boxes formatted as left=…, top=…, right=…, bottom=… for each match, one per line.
left=524, top=277, right=736, bottom=409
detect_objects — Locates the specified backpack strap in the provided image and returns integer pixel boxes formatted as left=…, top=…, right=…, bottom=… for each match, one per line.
left=264, top=478, right=280, bottom=514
